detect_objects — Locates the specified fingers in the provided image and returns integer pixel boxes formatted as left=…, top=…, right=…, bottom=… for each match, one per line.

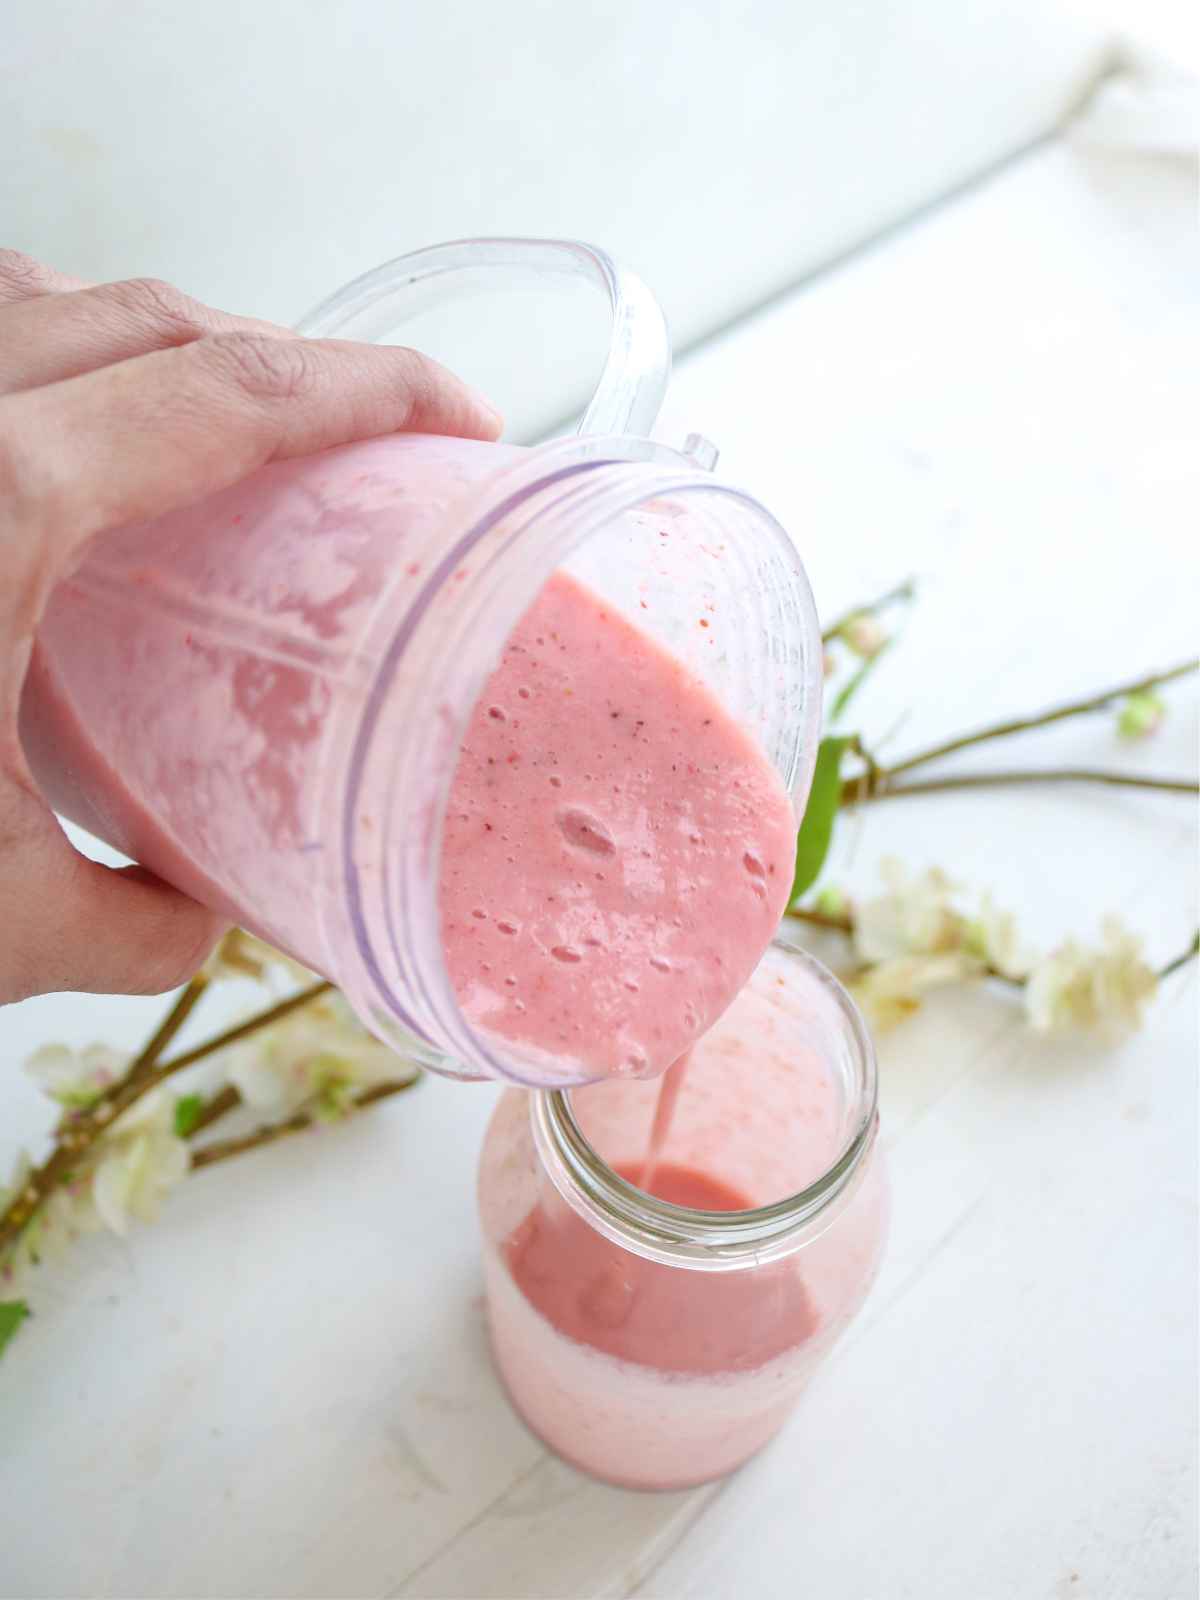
left=0, top=331, right=503, bottom=576
left=0, top=277, right=295, bottom=393
left=0, top=795, right=223, bottom=1003
left=0, top=248, right=89, bottom=305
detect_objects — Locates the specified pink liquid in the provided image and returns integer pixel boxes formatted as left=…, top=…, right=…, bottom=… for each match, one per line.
left=504, top=1161, right=817, bottom=1376
left=639, top=1050, right=691, bottom=1192
left=20, top=436, right=797, bottom=1081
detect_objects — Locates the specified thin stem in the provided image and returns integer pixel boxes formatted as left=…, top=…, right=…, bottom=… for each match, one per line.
left=124, top=974, right=210, bottom=1084
left=822, top=577, right=916, bottom=644
left=189, top=1078, right=421, bottom=1171
left=1159, top=932, right=1200, bottom=983
left=849, top=769, right=1198, bottom=804
left=884, top=658, right=1198, bottom=780
left=153, top=981, right=333, bottom=1078
left=186, top=1084, right=242, bottom=1136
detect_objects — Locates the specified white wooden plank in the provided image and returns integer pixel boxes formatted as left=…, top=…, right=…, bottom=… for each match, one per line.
left=1, top=131, right=1196, bottom=1599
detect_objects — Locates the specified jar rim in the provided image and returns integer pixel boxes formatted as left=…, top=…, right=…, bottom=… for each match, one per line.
left=530, top=936, right=880, bottom=1270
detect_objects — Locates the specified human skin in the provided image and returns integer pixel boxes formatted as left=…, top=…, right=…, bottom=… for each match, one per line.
left=0, top=249, right=501, bottom=1005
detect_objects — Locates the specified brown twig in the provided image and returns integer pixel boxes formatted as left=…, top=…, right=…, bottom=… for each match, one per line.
left=188, top=1078, right=422, bottom=1171
left=852, top=769, right=1198, bottom=803
left=125, top=974, right=210, bottom=1085
left=884, top=658, right=1198, bottom=779
left=835, top=658, right=1199, bottom=807
left=185, top=1083, right=243, bottom=1136
left=153, top=981, right=333, bottom=1078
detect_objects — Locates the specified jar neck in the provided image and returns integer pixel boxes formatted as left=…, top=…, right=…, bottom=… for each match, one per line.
left=330, top=436, right=823, bottom=1085
left=530, top=941, right=879, bottom=1271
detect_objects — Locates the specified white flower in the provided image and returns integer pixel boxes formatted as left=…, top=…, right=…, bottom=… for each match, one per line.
left=851, top=953, right=978, bottom=1031
left=24, top=1042, right=131, bottom=1109
left=228, top=993, right=408, bottom=1120
left=840, top=612, right=889, bottom=660
left=90, top=1093, right=190, bottom=1237
left=854, top=860, right=968, bottom=963
left=1025, top=917, right=1157, bottom=1036
left=203, top=928, right=317, bottom=987
left=964, top=893, right=1031, bottom=980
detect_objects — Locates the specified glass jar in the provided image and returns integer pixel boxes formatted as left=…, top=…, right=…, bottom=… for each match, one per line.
left=19, top=240, right=823, bottom=1086
left=477, top=935, right=888, bottom=1489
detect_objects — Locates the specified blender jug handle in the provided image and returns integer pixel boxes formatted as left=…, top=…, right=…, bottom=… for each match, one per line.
left=295, top=237, right=671, bottom=440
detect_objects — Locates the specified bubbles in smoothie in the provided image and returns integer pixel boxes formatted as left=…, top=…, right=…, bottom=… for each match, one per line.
left=557, top=808, right=616, bottom=857
left=551, top=945, right=583, bottom=964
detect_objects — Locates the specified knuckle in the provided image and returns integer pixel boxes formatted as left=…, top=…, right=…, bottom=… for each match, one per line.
left=0, top=248, right=56, bottom=301
left=390, top=345, right=434, bottom=413
left=204, top=332, right=319, bottom=403
left=103, top=276, right=206, bottom=338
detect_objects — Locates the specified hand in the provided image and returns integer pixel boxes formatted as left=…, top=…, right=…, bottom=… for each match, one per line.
left=0, top=250, right=502, bottom=1005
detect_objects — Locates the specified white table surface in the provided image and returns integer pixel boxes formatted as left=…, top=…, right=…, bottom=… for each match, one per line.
left=1, top=132, right=1196, bottom=1599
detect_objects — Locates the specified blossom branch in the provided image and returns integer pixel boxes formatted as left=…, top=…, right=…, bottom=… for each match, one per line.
left=1160, top=932, right=1200, bottom=983
left=0, top=979, right=332, bottom=1258
left=855, top=769, right=1198, bottom=802
left=821, top=578, right=917, bottom=645
left=188, top=1077, right=422, bottom=1172
left=839, top=658, right=1199, bottom=806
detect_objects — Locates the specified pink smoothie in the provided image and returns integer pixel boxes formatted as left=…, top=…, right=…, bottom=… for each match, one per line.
left=439, top=571, right=797, bottom=1079
left=19, top=435, right=797, bottom=1082
left=478, top=943, right=889, bottom=1488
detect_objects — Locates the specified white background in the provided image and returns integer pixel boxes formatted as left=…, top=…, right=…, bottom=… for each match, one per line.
left=2, top=0, right=1107, bottom=440
left=1, top=98, right=1196, bottom=1595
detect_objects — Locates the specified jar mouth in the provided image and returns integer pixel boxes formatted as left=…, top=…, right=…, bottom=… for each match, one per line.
left=329, top=435, right=823, bottom=1086
left=530, top=938, right=879, bottom=1270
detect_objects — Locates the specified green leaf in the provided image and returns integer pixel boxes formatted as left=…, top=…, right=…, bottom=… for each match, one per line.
left=0, top=1300, right=30, bottom=1359
left=830, top=638, right=893, bottom=724
left=791, top=735, right=851, bottom=903
left=173, top=1094, right=204, bottom=1137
